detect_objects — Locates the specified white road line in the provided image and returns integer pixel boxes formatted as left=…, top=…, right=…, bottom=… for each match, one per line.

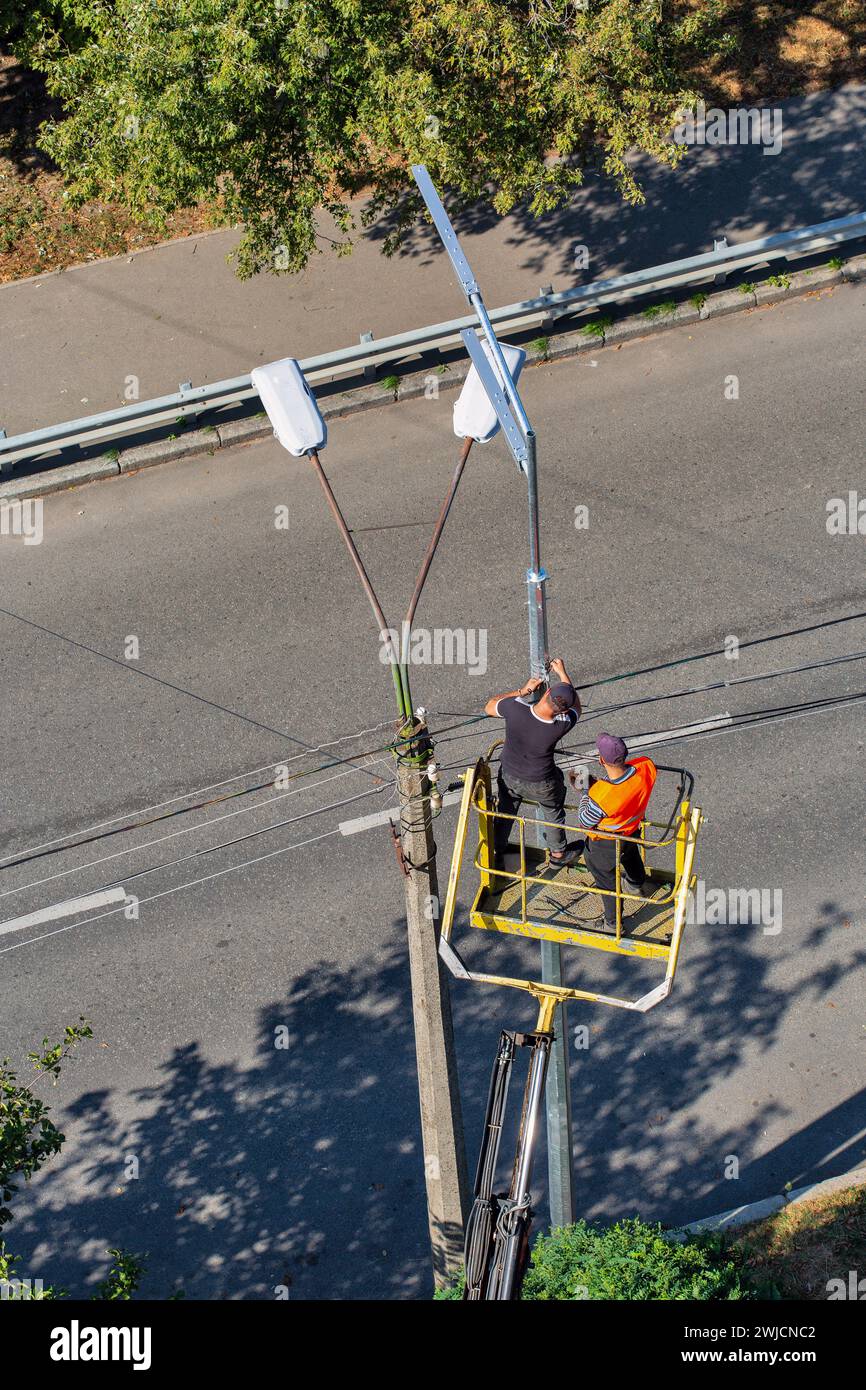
left=628, top=713, right=733, bottom=748
left=0, top=887, right=129, bottom=938
left=339, top=790, right=463, bottom=835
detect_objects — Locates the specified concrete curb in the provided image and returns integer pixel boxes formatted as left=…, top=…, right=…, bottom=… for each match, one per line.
left=2, top=251, right=864, bottom=504
left=0, top=456, right=121, bottom=500
left=672, top=1162, right=866, bottom=1241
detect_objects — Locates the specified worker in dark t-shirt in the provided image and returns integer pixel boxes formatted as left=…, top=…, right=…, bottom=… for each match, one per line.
left=484, top=657, right=581, bottom=865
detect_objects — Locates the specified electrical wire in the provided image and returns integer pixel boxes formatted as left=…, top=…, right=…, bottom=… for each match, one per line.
left=0, top=760, right=394, bottom=901
left=0, top=717, right=398, bottom=866
left=573, top=649, right=866, bottom=721
left=0, top=604, right=398, bottom=785
left=6, top=666, right=864, bottom=959
left=0, top=733, right=401, bottom=875
left=558, top=688, right=866, bottom=761
left=0, top=782, right=390, bottom=946
left=424, top=646, right=866, bottom=742
left=0, top=824, right=342, bottom=957
left=425, top=688, right=866, bottom=780
left=6, top=614, right=864, bottom=893
left=578, top=608, right=866, bottom=692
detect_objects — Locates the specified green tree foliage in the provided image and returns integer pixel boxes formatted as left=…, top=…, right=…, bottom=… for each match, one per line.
left=0, top=1019, right=93, bottom=1232
left=0, top=1021, right=144, bottom=1300
left=6, top=0, right=732, bottom=276
left=91, top=1249, right=146, bottom=1300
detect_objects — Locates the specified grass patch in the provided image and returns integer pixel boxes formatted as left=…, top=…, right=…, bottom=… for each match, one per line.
left=731, top=1183, right=866, bottom=1300
left=581, top=314, right=612, bottom=339
left=642, top=299, right=677, bottom=320
left=686, top=2, right=866, bottom=106
left=766, top=272, right=792, bottom=288
left=689, top=292, right=707, bottom=310
left=529, top=335, right=550, bottom=358
left=828, top=255, right=845, bottom=270
left=381, top=373, right=400, bottom=392
left=0, top=50, right=221, bottom=284
left=738, top=281, right=756, bottom=295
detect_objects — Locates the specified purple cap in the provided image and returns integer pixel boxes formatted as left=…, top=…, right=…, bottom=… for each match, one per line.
left=548, top=681, right=576, bottom=712
left=597, top=732, right=628, bottom=763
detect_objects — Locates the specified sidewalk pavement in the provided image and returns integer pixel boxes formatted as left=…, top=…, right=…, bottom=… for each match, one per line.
left=2, top=83, right=865, bottom=439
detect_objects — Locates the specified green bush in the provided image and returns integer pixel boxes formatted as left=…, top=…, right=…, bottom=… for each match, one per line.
left=523, top=1219, right=753, bottom=1301
left=437, top=1217, right=755, bottom=1300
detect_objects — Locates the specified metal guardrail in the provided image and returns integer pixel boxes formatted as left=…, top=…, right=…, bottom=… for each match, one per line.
left=2, top=209, right=864, bottom=471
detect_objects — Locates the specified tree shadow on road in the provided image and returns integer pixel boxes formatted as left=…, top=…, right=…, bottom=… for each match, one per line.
left=8, top=890, right=866, bottom=1300
left=371, top=82, right=866, bottom=288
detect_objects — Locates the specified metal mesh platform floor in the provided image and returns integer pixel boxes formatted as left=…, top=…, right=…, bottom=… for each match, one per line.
left=476, top=852, right=676, bottom=946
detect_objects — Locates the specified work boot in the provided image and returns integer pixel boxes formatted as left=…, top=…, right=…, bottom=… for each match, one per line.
left=623, top=876, right=650, bottom=898
left=549, top=842, right=581, bottom=867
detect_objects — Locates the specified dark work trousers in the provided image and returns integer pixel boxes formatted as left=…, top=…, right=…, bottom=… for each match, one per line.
left=583, top=831, right=646, bottom=923
left=494, top=767, right=568, bottom=858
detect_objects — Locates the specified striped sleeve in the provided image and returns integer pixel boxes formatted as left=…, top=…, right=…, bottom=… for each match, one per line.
left=578, top=793, right=605, bottom=829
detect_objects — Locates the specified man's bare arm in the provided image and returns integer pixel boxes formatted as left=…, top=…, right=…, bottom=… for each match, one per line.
left=484, top=676, right=543, bottom=717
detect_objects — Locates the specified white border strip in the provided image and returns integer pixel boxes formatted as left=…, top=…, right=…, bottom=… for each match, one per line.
left=339, top=789, right=462, bottom=835
left=0, top=886, right=129, bottom=938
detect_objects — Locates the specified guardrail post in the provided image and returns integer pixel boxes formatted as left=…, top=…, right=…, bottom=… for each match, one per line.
left=539, top=284, right=554, bottom=331
left=713, top=237, right=729, bottom=285
left=178, top=381, right=200, bottom=426
left=360, top=332, right=376, bottom=383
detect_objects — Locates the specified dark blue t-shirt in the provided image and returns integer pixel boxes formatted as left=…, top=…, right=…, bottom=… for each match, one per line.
left=496, top=695, right=578, bottom=783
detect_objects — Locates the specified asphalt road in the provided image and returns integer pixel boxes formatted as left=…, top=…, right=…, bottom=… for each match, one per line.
left=2, top=82, right=865, bottom=437
left=1, top=279, right=865, bottom=1300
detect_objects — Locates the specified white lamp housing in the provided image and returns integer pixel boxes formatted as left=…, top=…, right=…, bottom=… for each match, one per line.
left=251, top=357, right=327, bottom=457
left=453, top=341, right=526, bottom=443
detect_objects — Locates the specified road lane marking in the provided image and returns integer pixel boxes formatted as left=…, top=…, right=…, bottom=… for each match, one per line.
left=340, top=790, right=463, bottom=835
left=562, top=713, right=733, bottom=769
left=0, top=887, right=129, bottom=938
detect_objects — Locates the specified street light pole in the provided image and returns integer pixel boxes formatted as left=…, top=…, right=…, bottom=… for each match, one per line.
left=411, top=164, right=575, bottom=1234
left=523, top=431, right=549, bottom=681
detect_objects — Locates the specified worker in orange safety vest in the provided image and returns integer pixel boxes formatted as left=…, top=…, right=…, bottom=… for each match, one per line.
left=569, top=732, right=657, bottom=927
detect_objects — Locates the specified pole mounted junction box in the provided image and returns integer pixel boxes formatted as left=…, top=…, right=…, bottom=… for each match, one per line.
left=453, top=341, right=526, bottom=445
left=251, top=357, right=327, bottom=457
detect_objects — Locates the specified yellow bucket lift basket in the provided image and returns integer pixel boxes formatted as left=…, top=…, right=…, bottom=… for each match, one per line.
left=439, top=754, right=704, bottom=1016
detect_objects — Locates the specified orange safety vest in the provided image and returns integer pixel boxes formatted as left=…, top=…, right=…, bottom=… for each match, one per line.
left=587, top=756, right=657, bottom=840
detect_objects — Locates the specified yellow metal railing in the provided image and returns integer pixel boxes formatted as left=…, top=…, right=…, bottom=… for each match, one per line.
left=438, top=757, right=705, bottom=1013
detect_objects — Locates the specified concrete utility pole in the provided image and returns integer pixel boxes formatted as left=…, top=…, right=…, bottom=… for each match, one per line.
left=248, top=358, right=471, bottom=1285
left=293, top=442, right=470, bottom=1284
left=397, top=748, right=469, bottom=1282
